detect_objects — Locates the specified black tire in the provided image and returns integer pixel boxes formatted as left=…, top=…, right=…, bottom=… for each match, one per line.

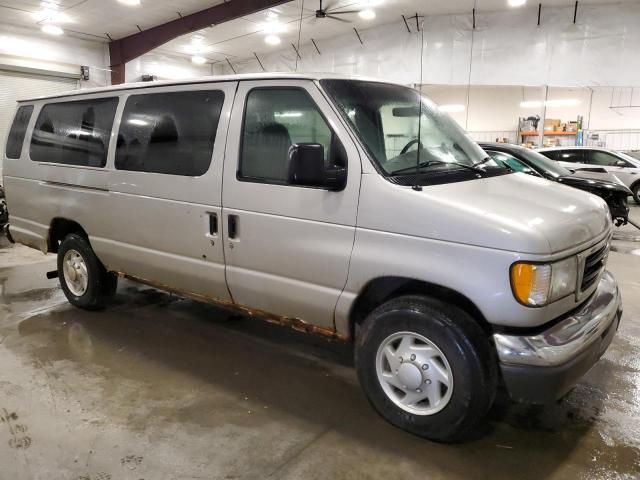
left=632, top=182, right=640, bottom=205
left=355, top=295, right=497, bottom=443
left=57, top=233, right=117, bottom=310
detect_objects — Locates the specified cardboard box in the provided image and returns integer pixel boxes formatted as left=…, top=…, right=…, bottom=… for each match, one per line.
left=544, top=119, right=561, bottom=131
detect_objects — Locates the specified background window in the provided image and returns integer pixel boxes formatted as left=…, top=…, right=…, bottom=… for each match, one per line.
left=239, top=88, right=335, bottom=183
left=589, top=150, right=628, bottom=167
left=487, top=151, right=536, bottom=175
left=116, top=90, right=224, bottom=176
left=556, top=150, right=585, bottom=164
left=6, top=105, right=34, bottom=159
left=30, top=98, right=118, bottom=167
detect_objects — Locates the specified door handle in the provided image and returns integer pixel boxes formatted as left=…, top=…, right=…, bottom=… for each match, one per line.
left=208, top=212, right=218, bottom=236
left=228, top=214, right=238, bottom=239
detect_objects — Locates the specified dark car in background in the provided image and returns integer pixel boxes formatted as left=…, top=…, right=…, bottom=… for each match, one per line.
left=480, top=142, right=631, bottom=226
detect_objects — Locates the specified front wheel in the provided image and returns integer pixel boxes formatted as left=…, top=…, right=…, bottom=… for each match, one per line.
left=355, top=295, right=497, bottom=442
left=58, top=233, right=117, bottom=310
left=632, top=182, right=640, bottom=205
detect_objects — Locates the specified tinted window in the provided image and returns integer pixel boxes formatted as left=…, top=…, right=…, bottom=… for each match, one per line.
left=31, top=98, right=118, bottom=167
left=116, top=90, right=224, bottom=176
left=6, top=105, right=34, bottom=159
left=589, top=150, right=629, bottom=167
left=555, top=150, right=585, bottom=164
left=239, top=88, right=337, bottom=183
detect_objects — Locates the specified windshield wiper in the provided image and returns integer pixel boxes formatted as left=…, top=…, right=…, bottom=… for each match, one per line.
left=390, top=159, right=485, bottom=176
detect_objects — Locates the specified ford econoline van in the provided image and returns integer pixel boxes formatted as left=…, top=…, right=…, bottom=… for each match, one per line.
left=2, top=74, right=622, bottom=442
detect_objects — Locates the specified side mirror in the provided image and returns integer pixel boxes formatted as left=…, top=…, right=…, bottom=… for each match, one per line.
left=614, top=160, right=627, bottom=168
left=287, top=143, right=347, bottom=191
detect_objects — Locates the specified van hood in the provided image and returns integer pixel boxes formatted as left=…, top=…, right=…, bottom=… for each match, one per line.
left=359, top=172, right=611, bottom=255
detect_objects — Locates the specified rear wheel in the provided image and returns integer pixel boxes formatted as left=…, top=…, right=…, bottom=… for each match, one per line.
left=57, top=233, right=117, bottom=310
left=355, top=295, right=497, bottom=442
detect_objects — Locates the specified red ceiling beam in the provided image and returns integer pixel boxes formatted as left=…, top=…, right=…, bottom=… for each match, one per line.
left=109, top=0, right=290, bottom=84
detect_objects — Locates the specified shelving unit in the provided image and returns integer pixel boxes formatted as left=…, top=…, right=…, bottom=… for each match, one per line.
left=520, top=131, right=577, bottom=137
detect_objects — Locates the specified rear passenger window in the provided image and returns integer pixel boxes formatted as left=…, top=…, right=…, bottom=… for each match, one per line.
left=6, top=105, right=34, bottom=159
left=30, top=98, right=118, bottom=167
left=115, top=90, right=224, bottom=176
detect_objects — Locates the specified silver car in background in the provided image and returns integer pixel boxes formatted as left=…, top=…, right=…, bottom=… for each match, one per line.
left=538, top=146, right=640, bottom=203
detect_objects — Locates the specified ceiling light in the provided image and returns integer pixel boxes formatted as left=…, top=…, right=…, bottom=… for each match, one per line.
left=259, top=20, right=286, bottom=34
left=545, top=98, right=581, bottom=107
left=439, top=104, right=465, bottom=113
left=191, top=55, right=207, bottom=65
left=118, top=0, right=141, bottom=6
left=520, top=100, right=542, bottom=108
left=264, top=34, right=281, bottom=46
left=41, top=24, right=64, bottom=35
left=520, top=99, right=581, bottom=108
left=359, top=9, right=376, bottom=20
left=508, top=0, right=527, bottom=6
left=32, top=3, right=71, bottom=23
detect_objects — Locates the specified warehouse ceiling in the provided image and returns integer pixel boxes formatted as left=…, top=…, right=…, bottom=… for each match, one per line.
left=0, top=0, right=635, bottom=64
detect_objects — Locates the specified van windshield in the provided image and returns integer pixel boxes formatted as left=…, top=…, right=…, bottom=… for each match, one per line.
left=320, top=80, right=490, bottom=177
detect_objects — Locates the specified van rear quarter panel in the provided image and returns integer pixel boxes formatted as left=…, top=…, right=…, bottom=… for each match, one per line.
left=4, top=93, right=118, bottom=252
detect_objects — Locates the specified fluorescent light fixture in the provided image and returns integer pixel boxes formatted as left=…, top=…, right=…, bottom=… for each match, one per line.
left=359, top=9, right=376, bottom=20
left=520, top=99, right=581, bottom=108
left=274, top=111, right=303, bottom=118
left=545, top=98, right=581, bottom=107
left=128, top=118, right=148, bottom=126
left=439, top=104, right=465, bottom=113
left=118, top=0, right=141, bottom=5
left=508, top=0, right=526, bottom=6
left=191, top=55, right=207, bottom=65
left=264, top=34, right=281, bottom=45
left=41, top=24, right=64, bottom=35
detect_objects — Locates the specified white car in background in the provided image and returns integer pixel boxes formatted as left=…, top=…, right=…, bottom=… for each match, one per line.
left=537, top=146, right=640, bottom=203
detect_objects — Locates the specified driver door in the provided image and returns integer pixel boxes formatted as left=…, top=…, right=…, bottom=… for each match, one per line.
left=221, top=80, right=361, bottom=330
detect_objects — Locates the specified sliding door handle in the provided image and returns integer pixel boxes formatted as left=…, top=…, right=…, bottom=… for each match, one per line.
left=208, top=212, right=218, bottom=236
left=228, top=214, right=238, bottom=239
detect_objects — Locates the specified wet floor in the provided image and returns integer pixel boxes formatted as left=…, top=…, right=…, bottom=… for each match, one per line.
left=0, top=224, right=639, bottom=479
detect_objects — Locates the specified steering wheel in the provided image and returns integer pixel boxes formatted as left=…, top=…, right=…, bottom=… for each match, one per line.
left=400, top=139, right=424, bottom=155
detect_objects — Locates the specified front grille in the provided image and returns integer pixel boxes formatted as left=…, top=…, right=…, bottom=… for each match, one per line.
left=581, top=243, right=609, bottom=291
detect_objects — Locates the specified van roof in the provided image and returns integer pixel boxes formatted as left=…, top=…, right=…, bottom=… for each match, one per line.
left=17, top=72, right=398, bottom=102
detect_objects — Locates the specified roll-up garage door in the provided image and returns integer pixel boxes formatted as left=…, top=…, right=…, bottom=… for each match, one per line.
left=0, top=69, right=78, bottom=172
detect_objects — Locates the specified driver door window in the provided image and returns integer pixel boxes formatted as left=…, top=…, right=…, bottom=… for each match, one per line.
left=239, top=88, right=334, bottom=184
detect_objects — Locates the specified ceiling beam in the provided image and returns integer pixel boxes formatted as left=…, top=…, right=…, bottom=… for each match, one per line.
left=108, top=0, right=290, bottom=84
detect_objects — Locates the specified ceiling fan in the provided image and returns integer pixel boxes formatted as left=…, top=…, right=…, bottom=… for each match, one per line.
left=313, top=0, right=360, bottom=23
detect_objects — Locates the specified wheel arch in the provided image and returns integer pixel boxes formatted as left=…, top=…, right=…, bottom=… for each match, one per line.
left=48, top=218, right=89, bottom=253
left=348, top=276, right=493, bottom=341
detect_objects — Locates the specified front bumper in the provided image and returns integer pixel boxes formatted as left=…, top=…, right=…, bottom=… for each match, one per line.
left=493, top=271, right=621, bottom=403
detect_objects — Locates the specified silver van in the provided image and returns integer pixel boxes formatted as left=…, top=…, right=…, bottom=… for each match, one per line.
left=2, top=74, right=622, bottom=442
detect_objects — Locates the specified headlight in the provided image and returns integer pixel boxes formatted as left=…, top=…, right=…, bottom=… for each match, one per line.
left=511, top=256, right=578, bottom=306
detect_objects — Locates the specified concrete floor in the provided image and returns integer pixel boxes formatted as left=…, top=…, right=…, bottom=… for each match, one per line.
left=1, top=212, right=640, bottom=480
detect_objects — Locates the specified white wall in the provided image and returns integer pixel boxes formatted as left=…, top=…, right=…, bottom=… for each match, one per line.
left=0, top=23, right=109, bottom=87
left=218, top=3, right=640, bottom=89
left=125, top=51, right=212, bottom=82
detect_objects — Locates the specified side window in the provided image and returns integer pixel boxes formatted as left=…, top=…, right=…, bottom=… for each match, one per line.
left=239, top=88, right=339, bottom=184
left=30, top=98, right=118, bottom=167
left=538, top=150, right=557, bottom=161
left=589, top=151, right=628, bottom=167
left=116, top=90, right=224, bottom=176
left=6, top=105, right=34, bottom=159
left=487, top=151, right=538, bottom=175
left=556, top=150, right=585, bottom=164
